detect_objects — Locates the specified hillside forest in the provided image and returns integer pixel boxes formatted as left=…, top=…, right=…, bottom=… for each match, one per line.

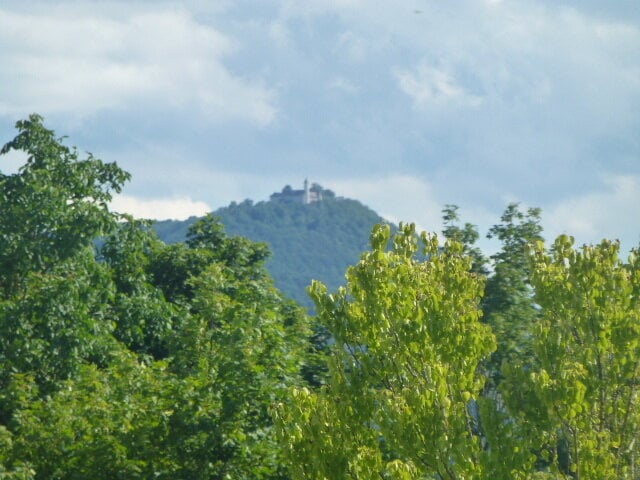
left=153, top=188, right=385, bottom=309
left=1, top=115, right=640, bottom=479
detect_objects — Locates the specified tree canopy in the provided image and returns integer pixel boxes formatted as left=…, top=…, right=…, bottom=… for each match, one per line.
left=0, top=116, right=311, bottom=479
left=1, top=115, right=640, bottom=479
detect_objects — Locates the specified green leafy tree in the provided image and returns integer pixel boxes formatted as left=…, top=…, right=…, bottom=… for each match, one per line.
left=153, top=194, right=385, bottom=308
left=482, top=203, right=543, bottom=388
left=0, top=250, right=118, bottom=402
left=165, top=215, right=310, bottom=477
left=472, top=204, right=545, bottom=477
left=0, top=115, right=129, bottom=415
left=147, top=215, right=270, bottom=305
left=100, top=218, right=180, bottom=359
left=5, top=251, right=310, bottom=479
left=6, top=354, right=179, bottom=479
left=501, top=236, right=640, bottom=479
left=274, top=224, right=495, bottom=479
left=0, top=425, right=34, bottom=479
left=169, top=262, right=309, bottom=478
left=441, top=204, right=487, bottom=275
left=0, top=114, right=129, bottom=297
left=0, top=117, right=313, bottom=479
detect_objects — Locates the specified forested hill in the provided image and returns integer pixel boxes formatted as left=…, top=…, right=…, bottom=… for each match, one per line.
left=153, top=186, right=387, bottom=307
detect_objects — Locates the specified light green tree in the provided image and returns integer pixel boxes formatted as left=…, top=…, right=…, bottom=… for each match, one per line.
left=501, top=236, right=640, bottom=479
left=274, top=224, right=495, bottom=479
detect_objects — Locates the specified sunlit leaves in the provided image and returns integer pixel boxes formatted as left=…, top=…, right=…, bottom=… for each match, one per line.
left=275, top=224, right=495, bottom=479
left=508, top=236, right=640, bottom=478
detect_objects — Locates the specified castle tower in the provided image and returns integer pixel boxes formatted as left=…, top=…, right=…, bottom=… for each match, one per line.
left=303, top=178, right=310, bottom=204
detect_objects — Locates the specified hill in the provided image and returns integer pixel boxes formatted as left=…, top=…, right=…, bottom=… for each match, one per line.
left=153, top=183, right=388, bottom=308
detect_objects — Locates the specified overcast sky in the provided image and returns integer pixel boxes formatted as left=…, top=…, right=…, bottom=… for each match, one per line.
left=1, top=0, right=639, bottom=252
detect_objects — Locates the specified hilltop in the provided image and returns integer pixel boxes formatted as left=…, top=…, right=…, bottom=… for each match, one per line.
left=153, top=182, right=387, bottom=308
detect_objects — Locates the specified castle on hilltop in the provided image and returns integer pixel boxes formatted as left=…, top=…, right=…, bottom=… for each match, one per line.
left=270, top=179, right=325, bottom=204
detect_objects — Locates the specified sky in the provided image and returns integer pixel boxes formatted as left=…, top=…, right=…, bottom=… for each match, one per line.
left=1, top=0, right=639, bottom=253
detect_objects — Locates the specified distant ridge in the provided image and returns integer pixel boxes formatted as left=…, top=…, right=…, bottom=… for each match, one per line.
left=153, top=183, right=386, bottom=308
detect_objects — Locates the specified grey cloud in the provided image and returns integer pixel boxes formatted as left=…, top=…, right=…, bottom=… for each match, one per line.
left=0, top=0, right=637, bottom=248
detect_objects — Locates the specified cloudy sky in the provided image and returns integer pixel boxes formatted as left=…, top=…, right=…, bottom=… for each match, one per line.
left=1, top=0, right=639, bottom=252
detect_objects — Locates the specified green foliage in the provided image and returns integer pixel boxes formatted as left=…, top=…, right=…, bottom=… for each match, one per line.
left=274, top=224, right=496, bottom=479
left=4, top=115, right=640, bottom=480
left=0, top=116, right=313, bottom=479
left=7, top=355, right=177, bottom=479
left=153, top=195, right=386, bottom=308
left=0, top=246, right=119, bottom=408
left=482, top=203, right=543, bottom=387
left=100, top=218, right=180, bottom=358
left=187, top=214, right=271, bottom=279
left=441, top=204, right=487, bottom=275
left=171, top=263, right=309, bottom=478
left=0, top=114, right=129, bottom=296
left=510, top=236, right=640, bottom=478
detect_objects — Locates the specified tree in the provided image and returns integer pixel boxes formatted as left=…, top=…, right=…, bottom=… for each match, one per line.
left=100, top=218, right=180, bottom=359
left=274, top=224, right=495, bottom=479
left=441, top=204, right=487, bottom=275
left=0, top=114, right=129, bottom=297
left=6, top=353, right=180, bottom=480
left=168, top=262, right=309, bottom=479
left=501, top=236, right=640, bottom=479
left=4, top=225, right=311, bottom=479
left=152, top=195, right=385, bottom=309
left=0, top=115, right=130, bottom=406
left=482, top=203, right=543, bottom=388
left=0, top=117, right=313, bottom=479
left=0, top=249, right=119, bottom=402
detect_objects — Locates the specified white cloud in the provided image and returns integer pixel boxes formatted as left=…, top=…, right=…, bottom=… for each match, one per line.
left=544, top=175, right=640, bottom=251
left=0, top=7, right=276, bottom=125
left=109, top=194, right=211, bottom=221
left=1, top=0, right=637, bottom=256
left=268, top=20, right=291, bottom=47
left=395, top=63, right=482, bottom=108
left=327, top=76, right=358, bottom=94
left=335, top=31, right=367, bottom=62
left=281, top=0, right=364, bottom=17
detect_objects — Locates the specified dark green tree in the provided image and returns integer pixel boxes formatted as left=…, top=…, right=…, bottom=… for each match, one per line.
left=0, top=117, right=313, bottom=478
left=482, top=203, right=543, bottom=388
left=441, top=204, right=488, bottom=275
left=0, top=114, right=129, bottom=297
left=100, top=218, right=180, bottom=359
left=0, top=115, right=129, bottom=402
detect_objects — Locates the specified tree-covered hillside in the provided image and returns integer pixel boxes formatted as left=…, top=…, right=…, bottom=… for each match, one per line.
left=154, top=189, right=387, bottom=308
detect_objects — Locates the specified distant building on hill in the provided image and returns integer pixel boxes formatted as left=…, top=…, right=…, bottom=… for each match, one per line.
left=270, top=179, right=328, bottom=204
